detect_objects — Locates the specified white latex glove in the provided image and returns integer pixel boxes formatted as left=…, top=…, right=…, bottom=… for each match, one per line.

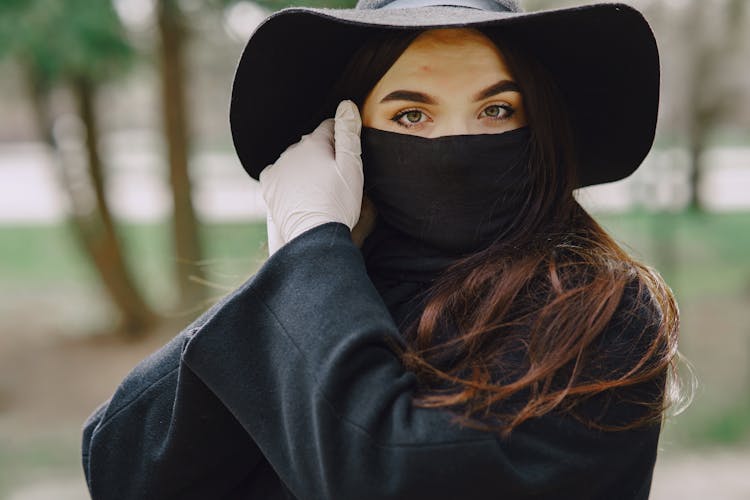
left=260, top=100, right=364, bottom=254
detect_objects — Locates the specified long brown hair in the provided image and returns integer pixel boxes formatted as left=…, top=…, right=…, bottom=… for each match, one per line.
left=326, top=27, right=685, bottom=438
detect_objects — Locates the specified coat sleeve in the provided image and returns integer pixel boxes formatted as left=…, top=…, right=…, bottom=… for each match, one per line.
left=180, top=221, right=664, bottom=500
left=81, top=296, right=281, bottom=499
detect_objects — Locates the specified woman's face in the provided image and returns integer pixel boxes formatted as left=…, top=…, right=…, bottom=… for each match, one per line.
left=361, top=28, right=527, bottom=138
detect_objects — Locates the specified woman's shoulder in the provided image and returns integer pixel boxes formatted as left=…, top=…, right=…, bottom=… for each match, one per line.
left=598, top=266, right=672, bottom=354
left=552, top=240, right=669, bottom=337
left=571, top=266, right=675, bottom=427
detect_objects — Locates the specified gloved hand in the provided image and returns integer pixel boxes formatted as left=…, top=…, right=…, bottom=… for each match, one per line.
left=265, top=195, right=378, bottom=256
left=260, top=100, right=371, bottom=256
left=266, top=195, right=378, bottom=257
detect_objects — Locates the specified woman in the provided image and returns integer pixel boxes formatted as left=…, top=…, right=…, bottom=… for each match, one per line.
left=82, top=1, right=684, bottom=499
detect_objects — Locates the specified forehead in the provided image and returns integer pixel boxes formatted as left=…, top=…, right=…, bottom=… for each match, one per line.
left=373, top=28, right=514, bottom=92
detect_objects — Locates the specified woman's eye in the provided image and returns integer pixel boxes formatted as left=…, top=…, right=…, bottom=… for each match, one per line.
left=405, top=111, right=422, bottom=122
left=391, top=109, right=428, bottom=128
left=481, top=104, right=514, bottom=120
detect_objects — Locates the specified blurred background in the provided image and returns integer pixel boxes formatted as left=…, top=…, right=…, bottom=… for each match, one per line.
left=0, top=0, right=748, bottom=498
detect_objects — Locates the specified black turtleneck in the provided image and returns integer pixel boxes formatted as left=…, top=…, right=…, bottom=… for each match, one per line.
left=359, top=218, right=463, bottom=333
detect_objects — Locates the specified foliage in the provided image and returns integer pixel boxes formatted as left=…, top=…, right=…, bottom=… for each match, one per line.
left=0, top=0, right=134, bottom=86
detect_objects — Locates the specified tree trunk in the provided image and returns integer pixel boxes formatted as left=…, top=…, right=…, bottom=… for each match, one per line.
left=25, top=68, right=158, bottom=336
left=69, top=76, right=159, bottom=335
left=684, top=0, right=747, bottom=212
left=156, top=0, right=206, bottom=313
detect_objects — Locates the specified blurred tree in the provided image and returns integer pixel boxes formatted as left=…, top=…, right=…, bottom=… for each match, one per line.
left=678, top=0, right=747, bottom=212
left=152, top=0, right=357, bottom=313
left=155, top=0, right=207, bottom=313
left=0, top=0, right=158, bottom=335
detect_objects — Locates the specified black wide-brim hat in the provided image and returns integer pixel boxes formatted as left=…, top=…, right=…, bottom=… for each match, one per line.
left=229, top=0, right=659, bottom=188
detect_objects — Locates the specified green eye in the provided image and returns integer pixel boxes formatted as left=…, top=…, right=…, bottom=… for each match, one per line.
left=405, top=110, right=422, bottom=123
left=390, top=109, right=430, bottom=129
left=482, top=104, right=514, bottom=120
left=485, top=105, right=503, bottom=117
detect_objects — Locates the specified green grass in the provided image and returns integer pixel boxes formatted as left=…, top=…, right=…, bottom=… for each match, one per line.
left=596, top=210, right=750, bottom=300
left=697, top=401, right=750, bottom=446
left=0, top=220, right=269, bottom=309
left=0, top=431, right=83, bottom=494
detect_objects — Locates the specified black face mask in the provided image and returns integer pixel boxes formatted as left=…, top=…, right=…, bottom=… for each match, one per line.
left=361, top=125, right=533, bottom=255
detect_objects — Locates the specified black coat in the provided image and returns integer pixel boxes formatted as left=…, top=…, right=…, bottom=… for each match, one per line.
left=81, top=221, right=663, bottom=499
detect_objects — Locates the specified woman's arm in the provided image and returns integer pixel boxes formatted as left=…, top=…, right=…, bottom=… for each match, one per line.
left=178, top=221, right=662, bottom=500
left=81, top=298, right=286, bottom=499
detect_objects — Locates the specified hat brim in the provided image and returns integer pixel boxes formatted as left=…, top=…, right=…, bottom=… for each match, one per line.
left=229, top=2, right=659, bottom=188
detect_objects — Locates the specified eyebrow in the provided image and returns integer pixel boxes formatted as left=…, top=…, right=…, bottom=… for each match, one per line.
left=473, top=79, right=521, bottom=101
left=379, top=90, right=436, bottom=105
left=379, top=79, right=521, bottom=105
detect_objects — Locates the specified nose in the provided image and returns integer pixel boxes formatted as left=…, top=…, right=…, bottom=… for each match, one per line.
left=429, top=117, right=471, bottom=138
